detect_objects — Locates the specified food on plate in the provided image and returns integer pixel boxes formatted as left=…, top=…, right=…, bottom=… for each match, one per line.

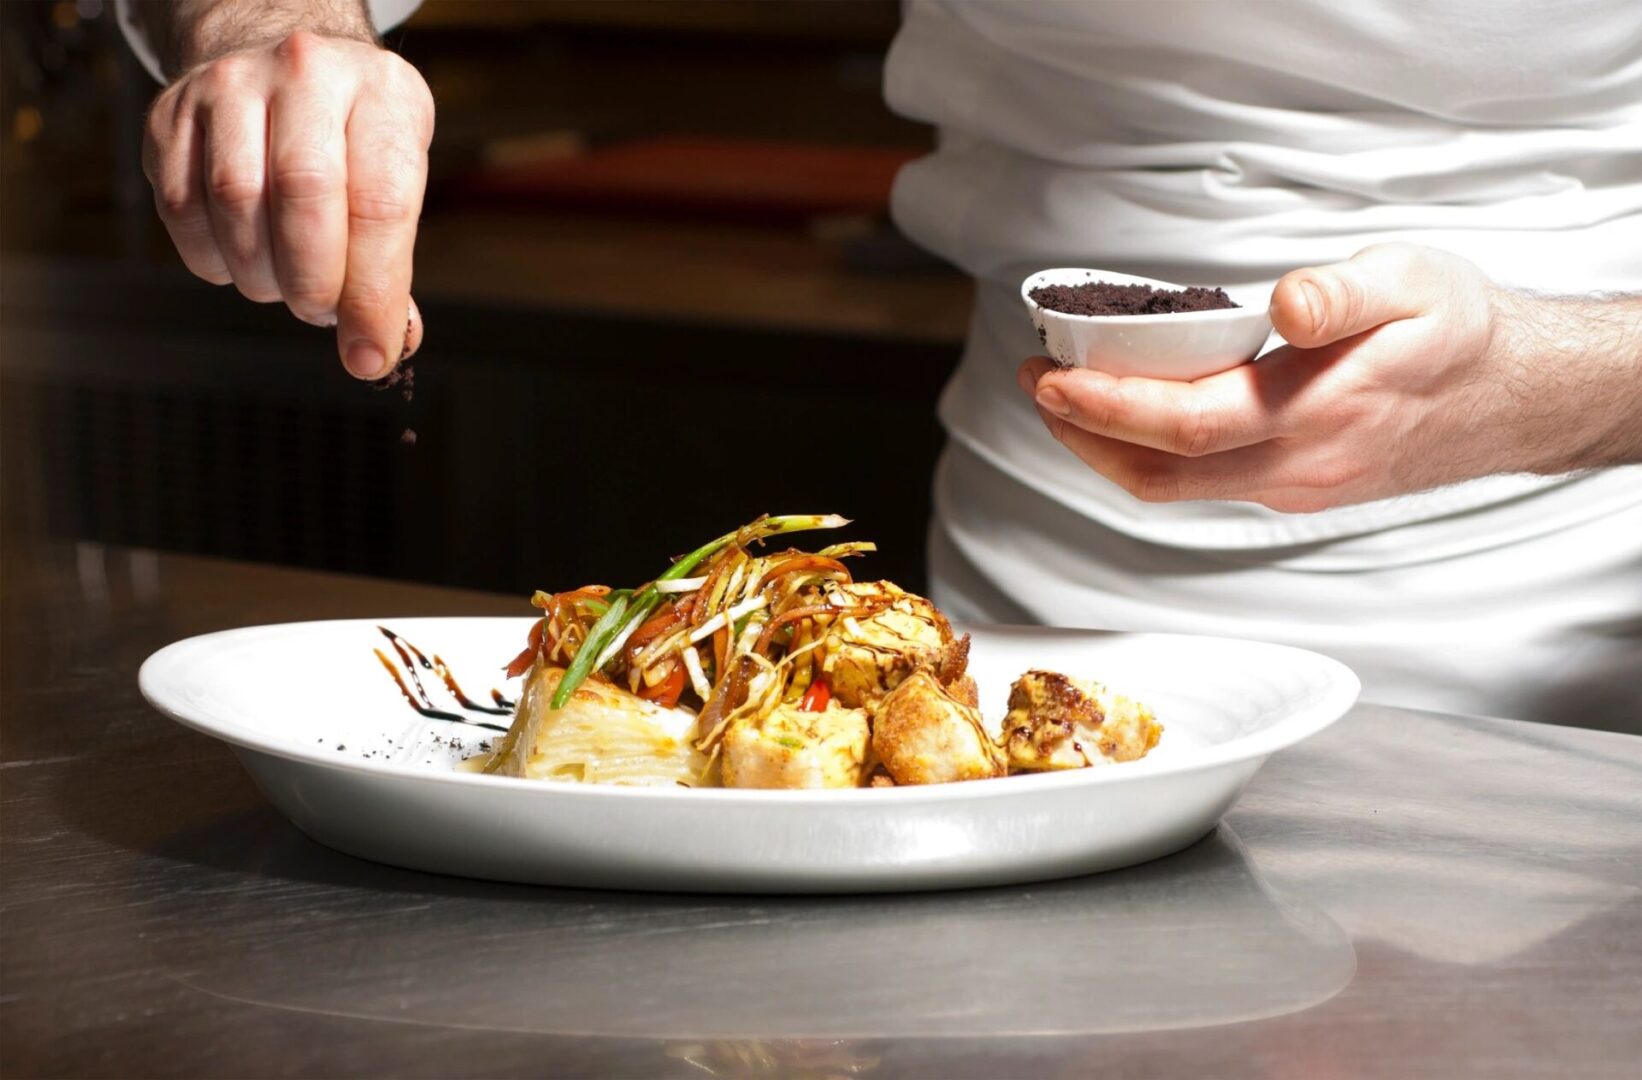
left=1001, top=670, right=1162, bottom=771
left=476, top=514, right=1161, bottom=788
left=872, top=670, right=1007, bottom=785
left=722, top=701, right=871, bottom=789
left=822, top=582, right=952, bottom=708
left=487, top=665, right=709, bottom=786
left=1028, top=280, right=1237, bottom=316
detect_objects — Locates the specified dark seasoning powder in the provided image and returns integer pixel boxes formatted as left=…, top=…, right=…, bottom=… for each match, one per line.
left=369, top=359, right=417, bottom=445
left=1031, top=281, right=1239, bottom=316
left=371, top=309, right=420, bottom=446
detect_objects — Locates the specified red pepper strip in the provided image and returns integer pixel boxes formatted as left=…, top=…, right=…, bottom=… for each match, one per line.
left=753, top=556, right=850, bottom=594
left=504, top=646, right=536, bottom=679
left=637, top=662, right=686, bottom=709
left=800, top=678, right=831, bottom=712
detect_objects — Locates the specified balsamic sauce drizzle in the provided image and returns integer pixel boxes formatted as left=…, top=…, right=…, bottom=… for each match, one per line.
left=374, top=625, right=511, bottom=732
left=432, top=653, right=512, bottom=715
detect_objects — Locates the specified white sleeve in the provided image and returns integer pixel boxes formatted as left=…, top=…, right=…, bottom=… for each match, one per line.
left=115, top=0, right=425, bottom=83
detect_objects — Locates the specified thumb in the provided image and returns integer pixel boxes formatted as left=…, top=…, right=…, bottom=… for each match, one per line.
left=347, top=293, right=422, bottom=382
left=1270, top=242, right=1435, bottom=349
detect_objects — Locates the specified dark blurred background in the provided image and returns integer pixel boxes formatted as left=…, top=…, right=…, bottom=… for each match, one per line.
left=0, top=0, right=971, bottom=598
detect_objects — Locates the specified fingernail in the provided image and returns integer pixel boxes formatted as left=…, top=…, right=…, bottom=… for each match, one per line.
left=345, top=341, right=387, bottom=379
left=1035, top=385, right=1070, bottom=417
left=1300, top=280, right=1325, bottom=336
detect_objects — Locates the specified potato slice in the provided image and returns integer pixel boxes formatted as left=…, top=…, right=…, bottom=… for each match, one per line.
left=483, top=665, right=709, bottom=786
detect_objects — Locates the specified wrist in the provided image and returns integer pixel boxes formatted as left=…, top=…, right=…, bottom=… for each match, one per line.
left=146, top=0, right=376, bottom=79
left=1486, top=287, right=1642, bottom=474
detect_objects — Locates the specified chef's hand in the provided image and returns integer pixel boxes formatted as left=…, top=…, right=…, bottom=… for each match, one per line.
left=140, top=4, right=432, bottom=379
left=1019, top=243, right=1642, bottom=512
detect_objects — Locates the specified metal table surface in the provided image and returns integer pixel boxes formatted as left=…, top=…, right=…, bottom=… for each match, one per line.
left=3, top=540, right=1639, bottom=1078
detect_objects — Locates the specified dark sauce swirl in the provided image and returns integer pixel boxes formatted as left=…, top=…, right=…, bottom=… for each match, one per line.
left=374, top=626, right=511, bottom=732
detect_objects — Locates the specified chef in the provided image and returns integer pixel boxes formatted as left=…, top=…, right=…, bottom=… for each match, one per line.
left=120, top=1, right=1642, bottom=726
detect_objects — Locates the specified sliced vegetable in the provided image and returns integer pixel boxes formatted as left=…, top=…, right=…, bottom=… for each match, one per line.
left=754, top=555, right=850, bottom=593
left=681, top=644, right=713, bottom=701
left=546, top=514, right=848, bottom=709
left=636, top=662, right=686, bottom=709
left=800, top=678, right=832, bottom=713
left=550, top=593, right=629, bottom=708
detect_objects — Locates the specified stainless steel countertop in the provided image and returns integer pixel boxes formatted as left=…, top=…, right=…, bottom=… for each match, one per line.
left=3, top=540, right=1639, bottom=1077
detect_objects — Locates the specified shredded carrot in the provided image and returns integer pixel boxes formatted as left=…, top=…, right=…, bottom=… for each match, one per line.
left=754, top=555, right=850, bottom=593
left=753, top=604, right=869, bottom=655
left=636, top=662, right=685, bottom=709
left=626, top=606, right=684, bottom=659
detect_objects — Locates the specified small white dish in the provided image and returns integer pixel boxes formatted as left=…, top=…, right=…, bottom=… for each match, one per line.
left=138, top=618, right=1359, bottom=894
left=1022, top=268, right=1273, bottom=380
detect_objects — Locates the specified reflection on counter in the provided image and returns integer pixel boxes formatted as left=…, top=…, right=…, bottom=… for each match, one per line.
left=155, top=826, right=1353, bottom=1041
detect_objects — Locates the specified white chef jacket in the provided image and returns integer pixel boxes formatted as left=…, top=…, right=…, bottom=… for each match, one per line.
left=122, top=0, right=1642, bottom=724
left=883, top=1, right=1642, bottom=726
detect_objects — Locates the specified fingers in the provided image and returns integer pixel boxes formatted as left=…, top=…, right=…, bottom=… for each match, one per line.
left=144, top=96, right=230, bottom=285
left=335, top=85, right=430, bottom=379
left=1030, top=401, right=1362, bottom=510
left=1021, top=356, right=1290, bottom=458
left=201, top=89, right=280, bottom=303
left=142, top=35, right=435, bottom=378
left=1269, top=242, right=1433, bottom=348
left=268, top=84, right=349, bottom=327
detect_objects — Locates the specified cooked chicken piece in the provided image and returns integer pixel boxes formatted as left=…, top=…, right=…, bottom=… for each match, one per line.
left=1002, top=669, right=1161, bottom=771
left=823, top=581, right=955, bottom=709
left=931, top=634, right=971, bottom=686
left=722, top=701, right=871, bottom=789
left=872, top=670, right=1006, bottom=785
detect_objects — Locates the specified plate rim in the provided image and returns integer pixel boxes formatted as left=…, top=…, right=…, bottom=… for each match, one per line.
left=138, top=616, right=1360, bottom=804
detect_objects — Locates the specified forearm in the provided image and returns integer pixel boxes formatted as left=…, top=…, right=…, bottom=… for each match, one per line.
left=133, top=0, right=375, bottom=79
left=1491, top=289, right=1642, bottom=474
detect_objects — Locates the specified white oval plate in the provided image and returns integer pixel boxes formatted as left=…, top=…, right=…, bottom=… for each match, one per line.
left=139, top=618, right=1358, bottom=893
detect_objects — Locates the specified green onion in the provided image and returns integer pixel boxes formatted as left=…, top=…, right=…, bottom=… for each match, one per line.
left=550, top=593, right=629, bottom=709
left=548, top=515, right=849, bottom=709
left=815, top=541, right=877, bottom=560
